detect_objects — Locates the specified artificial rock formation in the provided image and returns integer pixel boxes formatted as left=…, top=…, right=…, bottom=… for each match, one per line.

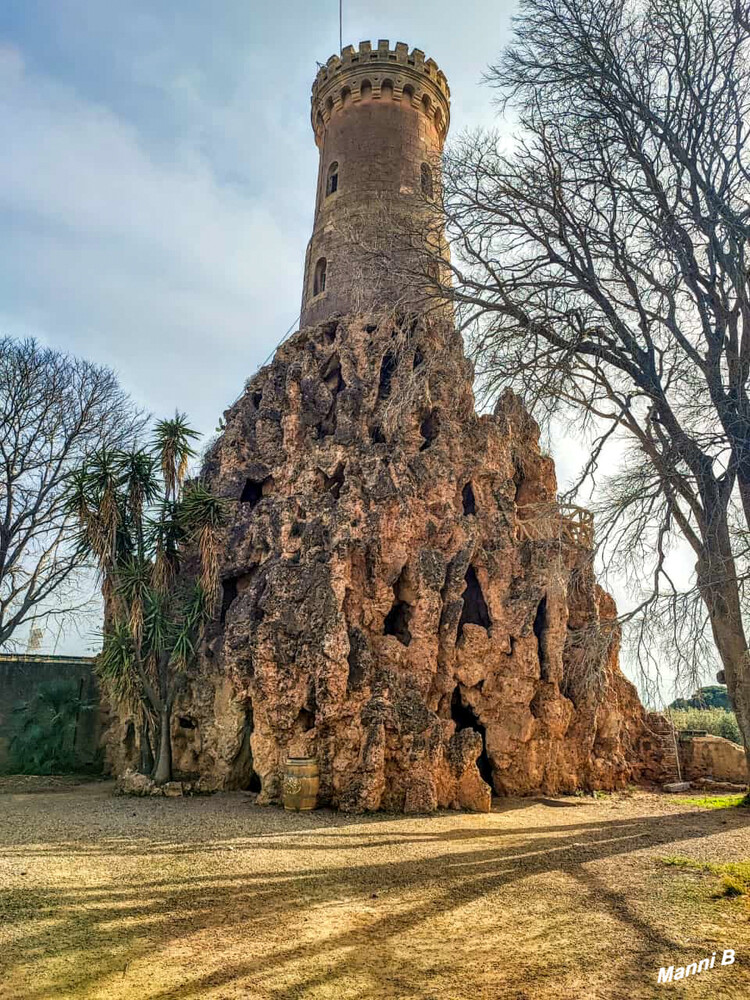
left=162, top=313, right=653, bottom=812
left=104, top=40, right=664, bottom=808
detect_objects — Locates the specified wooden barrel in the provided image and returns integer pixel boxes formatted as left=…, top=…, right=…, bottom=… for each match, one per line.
left=283, top=757, right=319, bottom=811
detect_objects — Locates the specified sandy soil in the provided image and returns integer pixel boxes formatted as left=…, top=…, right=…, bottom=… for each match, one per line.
left=0, top=784, right=748, bottom=1000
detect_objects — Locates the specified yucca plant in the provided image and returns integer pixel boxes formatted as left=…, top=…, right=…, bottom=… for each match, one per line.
left=68, top=418, right=226, bottom=784
left=153, top=413, right=199, bottom=501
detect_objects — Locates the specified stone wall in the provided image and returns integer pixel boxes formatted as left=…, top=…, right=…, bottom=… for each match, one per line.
left=0, top=653, right=102, bottom=772
left=679, top=734, right=748, bottom=786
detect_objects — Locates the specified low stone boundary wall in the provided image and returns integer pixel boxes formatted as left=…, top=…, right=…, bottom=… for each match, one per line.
left=679, top=734, right=748, bottom=786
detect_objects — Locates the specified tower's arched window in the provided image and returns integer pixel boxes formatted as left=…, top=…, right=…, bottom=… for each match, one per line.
left=420, top=162, right=434, bottom=198
left=326, top=161, right=339, bottom=196
left=313, top=257, right=327, bottom=296
left=402, top=84, right=415, bottom=103
left=360, top=79, right=373, bottom=100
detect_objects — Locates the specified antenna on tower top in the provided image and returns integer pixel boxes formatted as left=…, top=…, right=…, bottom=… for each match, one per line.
left=339, top=0, right=343, bottom=52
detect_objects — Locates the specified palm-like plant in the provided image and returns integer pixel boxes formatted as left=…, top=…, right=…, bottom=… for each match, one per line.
left=179, top=482, right=227, bottom=608
left=153, top=413, right=199, bottom=501
left=68, top=416, right=226, bottom=784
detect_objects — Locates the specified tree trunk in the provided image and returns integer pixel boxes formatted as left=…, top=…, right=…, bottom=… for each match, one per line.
left=696, top=536, right=750, bottom=780
left=705, top=611, right=750, bottom=779
left=152, top=707, right=173, bottom=785
left=139, top=716, right=154, bottom=775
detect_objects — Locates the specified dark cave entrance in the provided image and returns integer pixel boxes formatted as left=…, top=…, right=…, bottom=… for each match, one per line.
left=450, top=686, right=493, bottom=787
left=240, top=475, right=272, bottom=508
left=383, top=566, right=414, bottom=646
left=317, top=353, right=346, bottom=438
left=237, top=703, right=261, bottom=793
left=419, top=409, right=440, bottom=451
left=458, top=566, right=492, bottom=637
left=317, top=462, right=345, bottom=499
left=462, top=482, right=476, bottom=515
left=533, top=595, right=548, bottom=681
left=220, top=577, right=239, bottom=625
left=384, top=599, right=412, bottom=646
left=377, top=350, right=398, bottom=401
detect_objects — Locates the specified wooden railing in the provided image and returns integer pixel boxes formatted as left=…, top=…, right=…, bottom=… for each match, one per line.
left=515, top=501, right=594, bottom=548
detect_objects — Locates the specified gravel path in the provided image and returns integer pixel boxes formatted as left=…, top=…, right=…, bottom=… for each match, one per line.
left=0, top=785, right=748, bottom=999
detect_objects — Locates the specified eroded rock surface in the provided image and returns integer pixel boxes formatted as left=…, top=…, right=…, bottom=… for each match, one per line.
left=119, top=314, right=656, bottom=812
left=680, top=734, right=748, bottom=786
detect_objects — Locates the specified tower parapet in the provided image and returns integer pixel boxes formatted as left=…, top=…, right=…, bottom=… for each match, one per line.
left=300, top=41, right=451, bottom=327
left=311, top=40, right=450, bottom=145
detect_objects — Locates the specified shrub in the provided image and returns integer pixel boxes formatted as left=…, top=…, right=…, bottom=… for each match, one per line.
left=669, top=707, right=741, bottom=744
left=5, top=679, right=95, bottom=775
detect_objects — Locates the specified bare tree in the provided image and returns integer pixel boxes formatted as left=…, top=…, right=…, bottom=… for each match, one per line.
left=0, top=337, right=143, bottom=648
left=384, top=0, right=750, bottom=768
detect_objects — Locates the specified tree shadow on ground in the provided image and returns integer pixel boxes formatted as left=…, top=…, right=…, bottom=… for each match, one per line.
left=1, top=803, right=746, bottom=999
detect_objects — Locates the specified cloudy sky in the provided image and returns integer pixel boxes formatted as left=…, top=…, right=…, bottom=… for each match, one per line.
left=0, top=0, right=525, bottom=648
left=1, top=2, right=701, bottom=699
left=0, top=0, right=516, bottom=436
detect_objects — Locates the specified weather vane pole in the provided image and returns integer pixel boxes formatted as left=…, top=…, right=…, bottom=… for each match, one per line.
left=339, top=0, right=343, bottom=52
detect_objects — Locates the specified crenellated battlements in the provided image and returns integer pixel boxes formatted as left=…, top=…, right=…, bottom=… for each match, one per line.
left=302, top=38, right=452, bottom=324
left=311, top=40, right=451, bottom=144
left=313, top=40, right=450, bottom=99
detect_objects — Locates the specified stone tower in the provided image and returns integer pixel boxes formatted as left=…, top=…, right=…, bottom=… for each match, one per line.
left=301, top=41, right=451, bottom=326
left=105, top=40, right=662, bottom=810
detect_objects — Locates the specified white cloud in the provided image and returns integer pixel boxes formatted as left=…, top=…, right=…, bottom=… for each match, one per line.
left=0, top=42, right=307, bottom=433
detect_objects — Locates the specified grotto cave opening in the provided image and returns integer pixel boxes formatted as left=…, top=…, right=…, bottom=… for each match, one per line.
left=240, top=476, right=272, bottom=508
left=533, top=595, right=548, bottom=681
left=234, top=703, right=261, bottom=793
left=462, top=482, right=477, bottom=515
left=450, top=685, right=493, bottom=787
left=458, top=565, right=491, bottom=636
left=220, top=577, right=239, bottom=625
left=384, top=566, right=414, bottom=646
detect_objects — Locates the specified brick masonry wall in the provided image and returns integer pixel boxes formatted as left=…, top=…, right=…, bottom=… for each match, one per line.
left=301, top=43, right=450, bottom=326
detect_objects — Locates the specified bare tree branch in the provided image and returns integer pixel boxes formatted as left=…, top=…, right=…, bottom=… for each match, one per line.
left=0, top=336, right=144, bottom=648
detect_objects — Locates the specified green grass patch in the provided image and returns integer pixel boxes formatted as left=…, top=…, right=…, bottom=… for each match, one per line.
left=661, top=856, right=750, bottom=899
left=678, top=793, right=748, bottom=809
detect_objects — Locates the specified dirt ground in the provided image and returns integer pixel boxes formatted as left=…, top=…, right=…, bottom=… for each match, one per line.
left=0, top=783, right=748, bottom=1000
